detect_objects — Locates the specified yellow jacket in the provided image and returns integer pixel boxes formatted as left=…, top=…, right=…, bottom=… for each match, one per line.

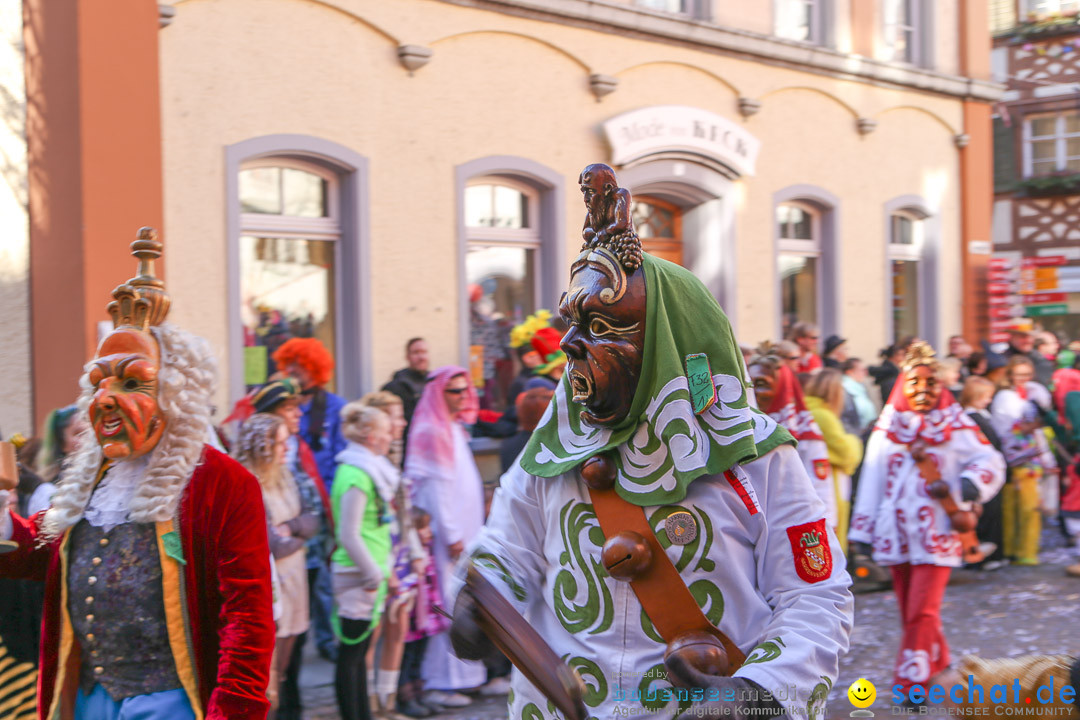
left=804, top=396, right=863, bottom=475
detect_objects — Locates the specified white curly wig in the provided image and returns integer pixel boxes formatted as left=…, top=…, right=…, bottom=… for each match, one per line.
left=40, top=323, right=217, bottom=540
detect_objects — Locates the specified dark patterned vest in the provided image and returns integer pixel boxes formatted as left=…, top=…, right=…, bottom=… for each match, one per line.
left=67, top=519, right=183, bottom=700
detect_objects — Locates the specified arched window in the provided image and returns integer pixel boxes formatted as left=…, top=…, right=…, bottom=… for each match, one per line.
left=633, top=195, right=684, bottom=266
left=464, top=178, right=541, bottom=326
left=237, top=159, right=342, bottom=391
left=463, top=177, right=541, bottom=410
left=888, top=209, right=927, bottom=343
left=777, top=201, right=822, bottom=339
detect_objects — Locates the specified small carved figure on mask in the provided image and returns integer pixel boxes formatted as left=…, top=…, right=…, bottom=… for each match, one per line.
left=579, top=163, right=642, bottom=272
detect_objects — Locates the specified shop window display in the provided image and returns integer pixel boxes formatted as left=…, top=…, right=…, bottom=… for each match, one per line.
left=465, top=179, right=541, bottom=409
left=777, top=202, right=821, bottom=338
left=238, top=162, right=340, bottom=391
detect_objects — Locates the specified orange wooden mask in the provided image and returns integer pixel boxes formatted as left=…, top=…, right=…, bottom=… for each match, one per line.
left=87, top=329, right=166, bottom=460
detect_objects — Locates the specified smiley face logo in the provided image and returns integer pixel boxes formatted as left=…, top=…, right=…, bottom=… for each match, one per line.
left=847, top=678, right=876, bottom=708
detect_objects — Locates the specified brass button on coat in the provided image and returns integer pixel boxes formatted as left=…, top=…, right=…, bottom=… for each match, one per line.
left=91, top=557, right=102, bottom=566
left=88, top=576, right=97, bottom=585
left=99, top=538, right=109, bottom=547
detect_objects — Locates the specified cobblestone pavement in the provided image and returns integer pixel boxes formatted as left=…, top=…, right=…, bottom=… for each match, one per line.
left=303, top=529, right=1080, bottom=720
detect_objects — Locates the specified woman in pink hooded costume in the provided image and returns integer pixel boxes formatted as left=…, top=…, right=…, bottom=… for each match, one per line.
left=404, top=367, right=486, bottom=700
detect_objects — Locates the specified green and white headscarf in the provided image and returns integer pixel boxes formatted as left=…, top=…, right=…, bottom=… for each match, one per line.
left=521, top=253, right=793, bottom=507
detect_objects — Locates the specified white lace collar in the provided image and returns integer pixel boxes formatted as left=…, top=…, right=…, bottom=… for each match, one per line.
left=84, top=455, right=152, bottom=531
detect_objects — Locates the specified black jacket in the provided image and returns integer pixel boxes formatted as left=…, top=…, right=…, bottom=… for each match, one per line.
left=382, top=367, right=428, bottom=424
left=869, top=361, right=900, bottom=403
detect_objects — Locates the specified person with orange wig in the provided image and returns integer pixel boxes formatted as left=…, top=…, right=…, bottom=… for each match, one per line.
left=273, top=338, right=346, bottom=665
left=273, top=339, right=347, bottom=491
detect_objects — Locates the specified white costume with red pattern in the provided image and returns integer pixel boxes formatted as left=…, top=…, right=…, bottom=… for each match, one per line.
left=759, top=365, right=835, bottom=526
left=849, top=389, right=1005, bottom=568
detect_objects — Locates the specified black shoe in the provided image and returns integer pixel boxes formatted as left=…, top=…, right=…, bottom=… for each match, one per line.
left=398, top=698, right=434, bottom=718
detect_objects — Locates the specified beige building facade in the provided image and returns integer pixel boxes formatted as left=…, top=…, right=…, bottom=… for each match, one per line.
left=5, top=0, right=999, bottom=431
left=157, top=0, right=998, bottom=412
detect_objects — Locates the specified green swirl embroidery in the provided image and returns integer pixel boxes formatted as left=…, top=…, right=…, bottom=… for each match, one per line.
left=522, top=702, right=545, bottom=720
left=472, top=550, right=527, bottom=602
left=567, top=656, right=608, bottom=708
left=554, top=501, right=613, bottom=635
left=688, top=579, right=724, bottom=625
left=806, top=676, right=833, bottom=720
left=640, top=579, right=724, bottom=643
left=691, top=504, right=716, bottom=572
left=742, top=636, right=785, bottom=665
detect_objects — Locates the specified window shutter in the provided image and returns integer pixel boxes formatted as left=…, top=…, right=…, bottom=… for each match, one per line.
left=994, top=117, right=1018, bottom=193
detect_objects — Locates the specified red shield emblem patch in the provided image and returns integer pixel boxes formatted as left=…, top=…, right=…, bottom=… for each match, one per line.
left=786, top=519, right=832, bottom=584
left=813, top=459, right=831, bottom=480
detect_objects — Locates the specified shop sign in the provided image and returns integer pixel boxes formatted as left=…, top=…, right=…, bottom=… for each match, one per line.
left=990, top=318, right=1033, bottom=330
left=1021, top=255, right=1067, bottom=267
left=603, top=105, right=760, bottom=176
left=1025, top=304, right=1069, bottom=317
left=989, top=294, right=1022, bottom=305
left=1024, top=292, right=1066, bottom=304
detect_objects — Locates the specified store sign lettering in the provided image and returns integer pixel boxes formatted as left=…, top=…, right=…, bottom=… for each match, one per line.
left=604, top=106, right=760, bottom=177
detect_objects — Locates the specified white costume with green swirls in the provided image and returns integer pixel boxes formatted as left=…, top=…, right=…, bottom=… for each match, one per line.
left=461, top=441, right=852, bottom=720
left=459, top=253, right=853, bottom=719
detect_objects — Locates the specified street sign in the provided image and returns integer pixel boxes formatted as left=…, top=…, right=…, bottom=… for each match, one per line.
left=1024, top=292, right=1067, bottom=304
left=989, top=294, right=1022, bottom=305
left=989, top=257, right=1014, bottom=270
left=1022, top=255, right=1067, bottom=267
left=1025, top=304, right=1069, bottom=317
left=987, top=283, right=1014, bottom=294
left=990, top=306, right=1019, bottom=319
left=990, top=332, right=1011, bottom=343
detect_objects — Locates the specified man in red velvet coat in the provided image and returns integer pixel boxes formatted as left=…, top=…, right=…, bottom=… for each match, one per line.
left=0, top=230, right=274, bottom=720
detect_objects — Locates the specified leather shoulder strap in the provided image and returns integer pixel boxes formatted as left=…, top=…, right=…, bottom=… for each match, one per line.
left=587, top=484, right=745, bottom=672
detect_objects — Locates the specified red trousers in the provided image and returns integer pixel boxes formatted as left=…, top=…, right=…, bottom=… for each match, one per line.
left=890, top=563, right=952, bottom=691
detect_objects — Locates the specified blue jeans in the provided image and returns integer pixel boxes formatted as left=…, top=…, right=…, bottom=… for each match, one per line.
left=75, top=684, right=195, bottom=720
left=310, top=563, right=336, bottom=653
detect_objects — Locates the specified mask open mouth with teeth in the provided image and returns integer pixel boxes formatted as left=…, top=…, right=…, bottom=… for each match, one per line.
left=568, top=369, right=593, bottom=403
